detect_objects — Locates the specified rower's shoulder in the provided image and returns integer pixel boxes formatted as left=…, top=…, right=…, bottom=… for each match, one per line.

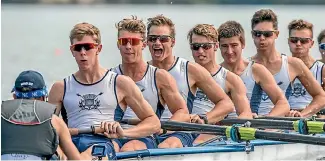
left=251, top=62, right=273, bottom=81
left=50, top=80, right=65, bottom=92
left=286, top=56, right=305, bottom=67
left=155, top=68, right=175, bottom=86
left=187, top=61, right=207, bottom=74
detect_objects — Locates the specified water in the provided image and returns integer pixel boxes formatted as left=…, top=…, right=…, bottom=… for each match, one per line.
left=1, top=4, right=324, bottom=100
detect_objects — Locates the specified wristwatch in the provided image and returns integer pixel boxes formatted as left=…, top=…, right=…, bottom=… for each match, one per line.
left=198, top=114, right=208, bottom=124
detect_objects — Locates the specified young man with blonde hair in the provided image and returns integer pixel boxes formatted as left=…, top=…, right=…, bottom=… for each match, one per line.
left=249, top=9, right=325, bottom=117
left=187, top=23, right=252, bottom=144
left=147, top=15, right=234, bottom=148
left=287, top=19, right=325, bottom=113
left=48, top=22, right=161, bottom=159
left=110, top=16, right=190, bottom=152
left=219, top=20, right=290, bottom=117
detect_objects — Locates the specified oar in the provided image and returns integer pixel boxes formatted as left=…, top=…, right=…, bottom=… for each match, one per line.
left=161, top=121, right=325, bottom=146
left=256, top=116, right=325, bottom=122
left=69, top=126, right=104, bottom=136
left=218, top=118, right=325, bottom=134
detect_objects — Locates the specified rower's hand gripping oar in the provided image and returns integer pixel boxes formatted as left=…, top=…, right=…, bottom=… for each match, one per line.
left=162, top=120, right=325, bottom=146
left=219, top=118, right=325, bottom=135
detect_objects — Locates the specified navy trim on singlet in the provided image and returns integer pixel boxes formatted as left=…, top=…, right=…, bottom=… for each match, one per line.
left=113, top=74, right=124, bottom=121
left=321, top=64, right=325, bottom=85
left=185, top=61, right=195, bottom=114
left=61, top=78, right=68, bottom=125
left=113, top=74, right=119, bottom=106
left=153, top=68, right=159, bottom=103
left=72, top=71, right=109, bottom=86
left=309, top=61, right=318, bottom=69
left=212, top=66, right=222, bottom=77
left=168, top=57, right=179, bottom=71
left=285, top=84, right=293, bottom=100
left=250, top=83, right=263, bottom=114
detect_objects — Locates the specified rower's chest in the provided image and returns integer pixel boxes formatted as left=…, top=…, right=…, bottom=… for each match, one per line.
left=257, top=60, right=283, bottom=75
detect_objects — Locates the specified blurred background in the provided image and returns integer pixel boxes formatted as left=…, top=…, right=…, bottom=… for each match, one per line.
left=2, top=0, right=325, bottom=4
left=1, top=0, right=324, bottom=100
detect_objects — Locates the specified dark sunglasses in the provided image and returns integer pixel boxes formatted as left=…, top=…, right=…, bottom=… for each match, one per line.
left=71, top=43, right=98, bottom=52
left=118, top=38, right=143, bottom=46
left=252, top=30, right=276, bottom=38
left=319, top=43, right=325, bottom=50
left=190, top=43, right=215, bottom=51
left=147, top=35, right=172, bottom=43
left=289, top=37, right=312, bottom=44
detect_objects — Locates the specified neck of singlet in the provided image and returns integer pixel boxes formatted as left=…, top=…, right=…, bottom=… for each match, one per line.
left=253, top=50, right=281, bottom=64
left=73, top=66, right=108, bottom=85
left=151, top=55, right=176, bottom=71
left=221, top=58, right=248, bottom=76
left=292, top=54, right=316, bottom=69
left=120, top=60, right=148, bottom=82
left=200, top=59, right=220, bottom=76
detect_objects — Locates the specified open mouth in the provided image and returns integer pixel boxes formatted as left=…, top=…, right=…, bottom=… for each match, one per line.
left=153, top=48, right=163, bottom=57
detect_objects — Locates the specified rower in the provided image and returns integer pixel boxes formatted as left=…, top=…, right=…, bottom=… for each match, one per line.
left=219, top=20, right=290, bottom=117
left=147, top=14, right=234, bottom=148
left=48, top=22, right=161, bottom=159
left=249, top=9, right=325, bottom=117
left=187, top=23, right=253, bottom=144
left=111, top=16, right=190, bottom=152
left=317, top=29, right=325, bottom=64
left=1, top=70, right=89, bottom=160
left=286, top=19, right=325, bottom=117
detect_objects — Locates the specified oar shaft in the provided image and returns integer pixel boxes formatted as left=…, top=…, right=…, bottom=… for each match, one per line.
left=69, top=126, right=105, bottom=136
left=219, top=119, right=294, bottom=130
left=255, top=130, right=325, bottom=145
left=256, top=116, right=325, bottom=122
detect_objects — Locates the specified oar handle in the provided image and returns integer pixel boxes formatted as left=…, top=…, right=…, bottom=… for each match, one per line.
left=69, top=126, right=105, bottom=136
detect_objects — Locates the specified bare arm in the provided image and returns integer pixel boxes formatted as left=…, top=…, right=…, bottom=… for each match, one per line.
left=48, top=81, right=65, bottom=115
left=116, top=75, right=161, bottom=138
left=226, top=72, right=252, bottom=119
left=156, top=69, right=190, bottom=122
left=253, top=64, right=290, bottom=116
left=189, top=63, right=234, bottom=124
left=290, top=58, right=325, bottom=117
left=51, top=115, right=86, bottom=160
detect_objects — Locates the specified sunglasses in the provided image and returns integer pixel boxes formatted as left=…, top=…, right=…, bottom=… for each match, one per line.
left=252, top=30, right=276, bottom=38
left=118, top=38, right=143, bottom=46
left=319, top=43, right=325, bottom=50
left=71, top=43, right=98, bottom=52
left=147, top=35, right=172, bottom=43
left=289, top=37, right=312, bottom=44
left=190, top=43, right=215, bottom=51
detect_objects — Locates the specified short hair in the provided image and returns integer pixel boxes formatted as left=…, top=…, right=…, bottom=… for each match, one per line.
left=147, top=14, right=175, bottom=38
left=251, top=9, right=278, bottom=30
left=288, top=19, right=313, bottom=38
left=69, top=22, right=101, bottom=44
left=317, top=29, right=325, bottom=44
left=187, top=24, right=218, bottom=43
left=218, top=21, right=245, bottom=45
left=115, top=15, right=146, bottom=39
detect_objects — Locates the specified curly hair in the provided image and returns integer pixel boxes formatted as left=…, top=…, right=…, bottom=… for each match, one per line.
left=288, top=19, right=313, bottom=38
left=147, top=14, right=175, bottom=38
left=69, top=22, right=101, bottom=44
left=187, top=24, right=218, bottom=43
left=251, top=9, right=278, bottom=30
left=115, top=15, right=146, bottom=39
left=218, top=21, right=245, bottom=45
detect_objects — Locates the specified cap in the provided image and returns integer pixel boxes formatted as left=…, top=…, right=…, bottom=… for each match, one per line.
left=12, top=70, right=47, bottom=99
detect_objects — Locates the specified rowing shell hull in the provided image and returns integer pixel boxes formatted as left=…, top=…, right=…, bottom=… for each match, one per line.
left=117, top=140, right=325, bottom=160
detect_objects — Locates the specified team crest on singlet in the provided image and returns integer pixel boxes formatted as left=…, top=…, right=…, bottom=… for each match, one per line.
left=291, top=83, right=307, bottom=97
left=76, top=92, right=103, bottom=113
left=261, top=81, right=284, bottom=101
left=195, top=90, right=212, bottom=103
